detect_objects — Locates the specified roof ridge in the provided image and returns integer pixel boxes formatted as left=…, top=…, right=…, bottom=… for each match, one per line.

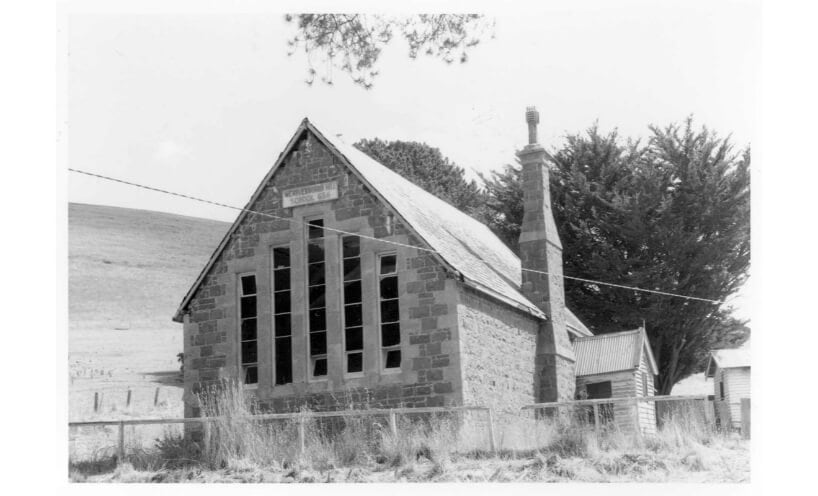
left=575, top=328, right=641, bottom=341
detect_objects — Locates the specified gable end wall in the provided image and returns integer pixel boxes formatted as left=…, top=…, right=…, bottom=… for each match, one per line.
left=181, top=132, right=463, bottom=415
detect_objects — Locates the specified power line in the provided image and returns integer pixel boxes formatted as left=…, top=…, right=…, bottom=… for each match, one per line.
left=520, top=269, right=722, bottom=304
left=68, top=168, right=437, bottom=255
left=69, top=168, right=723, bottom=304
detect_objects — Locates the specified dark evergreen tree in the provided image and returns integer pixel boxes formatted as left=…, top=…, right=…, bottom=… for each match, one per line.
left=482, top=119, right=750, bottom=394
left=354, top=138, right=487, bottom=220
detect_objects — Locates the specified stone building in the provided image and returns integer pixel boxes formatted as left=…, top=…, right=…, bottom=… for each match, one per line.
left=173, top=108, right=596, bottom=418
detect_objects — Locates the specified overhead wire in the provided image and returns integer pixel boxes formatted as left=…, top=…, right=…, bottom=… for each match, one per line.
left=69, top=168, right=724, bottom=304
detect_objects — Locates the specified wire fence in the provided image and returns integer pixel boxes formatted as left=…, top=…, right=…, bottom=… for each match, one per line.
left=68, top=405, right=495, bottom=466
left=68, top=395, right=749, bottom=468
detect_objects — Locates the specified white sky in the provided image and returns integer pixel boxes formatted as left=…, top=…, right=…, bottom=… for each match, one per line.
left=65, top=0, right=757, bottom=318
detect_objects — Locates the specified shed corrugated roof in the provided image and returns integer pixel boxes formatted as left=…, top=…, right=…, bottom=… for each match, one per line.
left=573, top=328, right=657, bottom=376
left=173, top=119, right=593, bottom=337
left=705, top=348, right=751, bottom=377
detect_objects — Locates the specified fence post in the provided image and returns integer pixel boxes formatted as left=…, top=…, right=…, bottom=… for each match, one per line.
left=633, top=398, right=643, bottom=444
left=741, top=398, right=751, bottom=439
left=592, top=403, right=601, bottom=437
left=117, top=421, right=125, bottom=463
left=154, top=387, right=160, bottom=407
left=388, top=410, right=398, bottom=437
left=297, top=416, right=306, bottom=458
left=486, top=408, right=497, bottom=454
left=202, top=419, right=211, bottom=457
left=126, top=389, right=132, bottom=409
left=93, top=392, right=99, bottom=413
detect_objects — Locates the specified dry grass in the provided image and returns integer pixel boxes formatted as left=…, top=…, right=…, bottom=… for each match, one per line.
left=69, top=203, right=226, bottom=425
left=69, top=382, right=749, bottom=483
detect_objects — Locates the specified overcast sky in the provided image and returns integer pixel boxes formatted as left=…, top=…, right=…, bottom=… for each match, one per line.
left=65, top=1, right=757, bottom=316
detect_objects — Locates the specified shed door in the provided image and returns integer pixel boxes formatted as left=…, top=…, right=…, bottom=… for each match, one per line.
left=586, top=381, right=612, bottom=399
left=585, top=381, right=614, bottom=424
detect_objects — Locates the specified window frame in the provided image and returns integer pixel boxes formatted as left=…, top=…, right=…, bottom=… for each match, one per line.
left=305, top=217, right=328, bottom=381
left=341, top=235, right=365, bottom=377
left=377, top=252, right=402, bottom=373
left=237, top=272, right=259, bottom=388
left=271, top=244, right=293, bottom=386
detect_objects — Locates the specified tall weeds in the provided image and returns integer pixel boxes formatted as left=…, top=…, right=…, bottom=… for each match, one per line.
left=69, top=388, right=736, bottom=481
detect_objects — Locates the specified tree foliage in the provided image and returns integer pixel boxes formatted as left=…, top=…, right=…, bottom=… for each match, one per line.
left=354, top=138, right=487, bottom=220
left=482, top=119, right=751, bottom=394
left=284, top=14, right=494, bottom=88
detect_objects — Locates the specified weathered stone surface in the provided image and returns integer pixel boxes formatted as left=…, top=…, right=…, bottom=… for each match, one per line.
left=457, top=286, right=540, bottom=414
left=516, top=136, right=576, bottom=404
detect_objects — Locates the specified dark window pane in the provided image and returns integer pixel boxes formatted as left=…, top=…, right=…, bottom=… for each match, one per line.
left=345, top=304, right=362, bottom=327
left=308, top=219, right=324, bottom=239
left=342, top=236, right=360, bottom=258
left=241, top=318, right=257, bottom=341
left=273, top=269, right=290, bottom=291
left=313, top=358, right=327, bottom=376
left=274, top=291, right=291, bottom=313
left=273, top=292, right=291, bottom=315
left=586, top=381, right=612, bottom=399
left=310, top=331, right=327, bottom=356
left=345, top=327, right=363, bottom=351
left=275, top=336, right=292, bottom=384
left=309, top=309, right=326, bottom=331
left=380, top=299, right=399, bottom=323
left=241, top=340, right=258, bottom=364
left=244, top=366, right=258, bottom=384
left=309, top=286, right=325, bottom=309
left=308, top=242, right=325, bottom=263
left=273, top=247, right=290, bottom=268
left=241, top=275, right=257, bottom=295
left=241, top=295, right=257, bottom=318
left=380, top=255, right=397, bottom=275
left=385, top=350, right=401, bottom=369
left=347, top=352, right=363, bottom=373
left=274, top=314, right=291, bottom=336
left=344, top=280, right=362, bottom=304
left=343, top=258, right=361, bottom=281
left=381, top=322, right=401, bottom=347
left=308, top=263, right=325, bottom=286
left=380, top=276, right=398, bottom=299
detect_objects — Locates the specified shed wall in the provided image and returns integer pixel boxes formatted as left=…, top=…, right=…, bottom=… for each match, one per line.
left=576, top=371, right=639, bottom=433
left=724, top=367, right=751, bottom=428
left=635, top=352, right=656, bottom=433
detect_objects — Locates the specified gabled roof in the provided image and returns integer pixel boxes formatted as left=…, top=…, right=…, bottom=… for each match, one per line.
left=573, top=327, right=658, bottom=376
left=173, top=118, right=592, bottom=337
left=705, top=348, right=751, bottom=377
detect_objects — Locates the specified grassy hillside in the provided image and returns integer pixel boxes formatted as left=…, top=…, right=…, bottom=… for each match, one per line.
left=68, top=203, right=230, bottom=419
left=69, top=202, right=230, bottom=330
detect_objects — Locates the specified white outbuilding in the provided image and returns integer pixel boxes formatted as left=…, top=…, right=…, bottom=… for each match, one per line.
left=705, top=348, right=751, bottom=429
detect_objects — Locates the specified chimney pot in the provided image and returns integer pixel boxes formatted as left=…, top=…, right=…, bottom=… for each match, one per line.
left=525, top=106, right=540, bottom=145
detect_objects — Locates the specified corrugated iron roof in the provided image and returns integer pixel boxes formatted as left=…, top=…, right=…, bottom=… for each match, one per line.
left=705, top=348, right=751, bottom=377
left=573, top=328, right=657, bottom=376
left=173, top=119, right=593, bottom=337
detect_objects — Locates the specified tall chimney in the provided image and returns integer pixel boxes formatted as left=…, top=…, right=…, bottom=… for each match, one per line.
left=517, top=106, right=576, bottom=403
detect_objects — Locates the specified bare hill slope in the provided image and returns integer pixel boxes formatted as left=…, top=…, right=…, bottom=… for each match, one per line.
left=68, top=203, right=230, bottom=419
left=69, top=202, right=229, bottom=331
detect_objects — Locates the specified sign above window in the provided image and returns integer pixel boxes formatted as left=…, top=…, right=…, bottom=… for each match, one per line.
left=282, top=181, right=339, bottom=208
